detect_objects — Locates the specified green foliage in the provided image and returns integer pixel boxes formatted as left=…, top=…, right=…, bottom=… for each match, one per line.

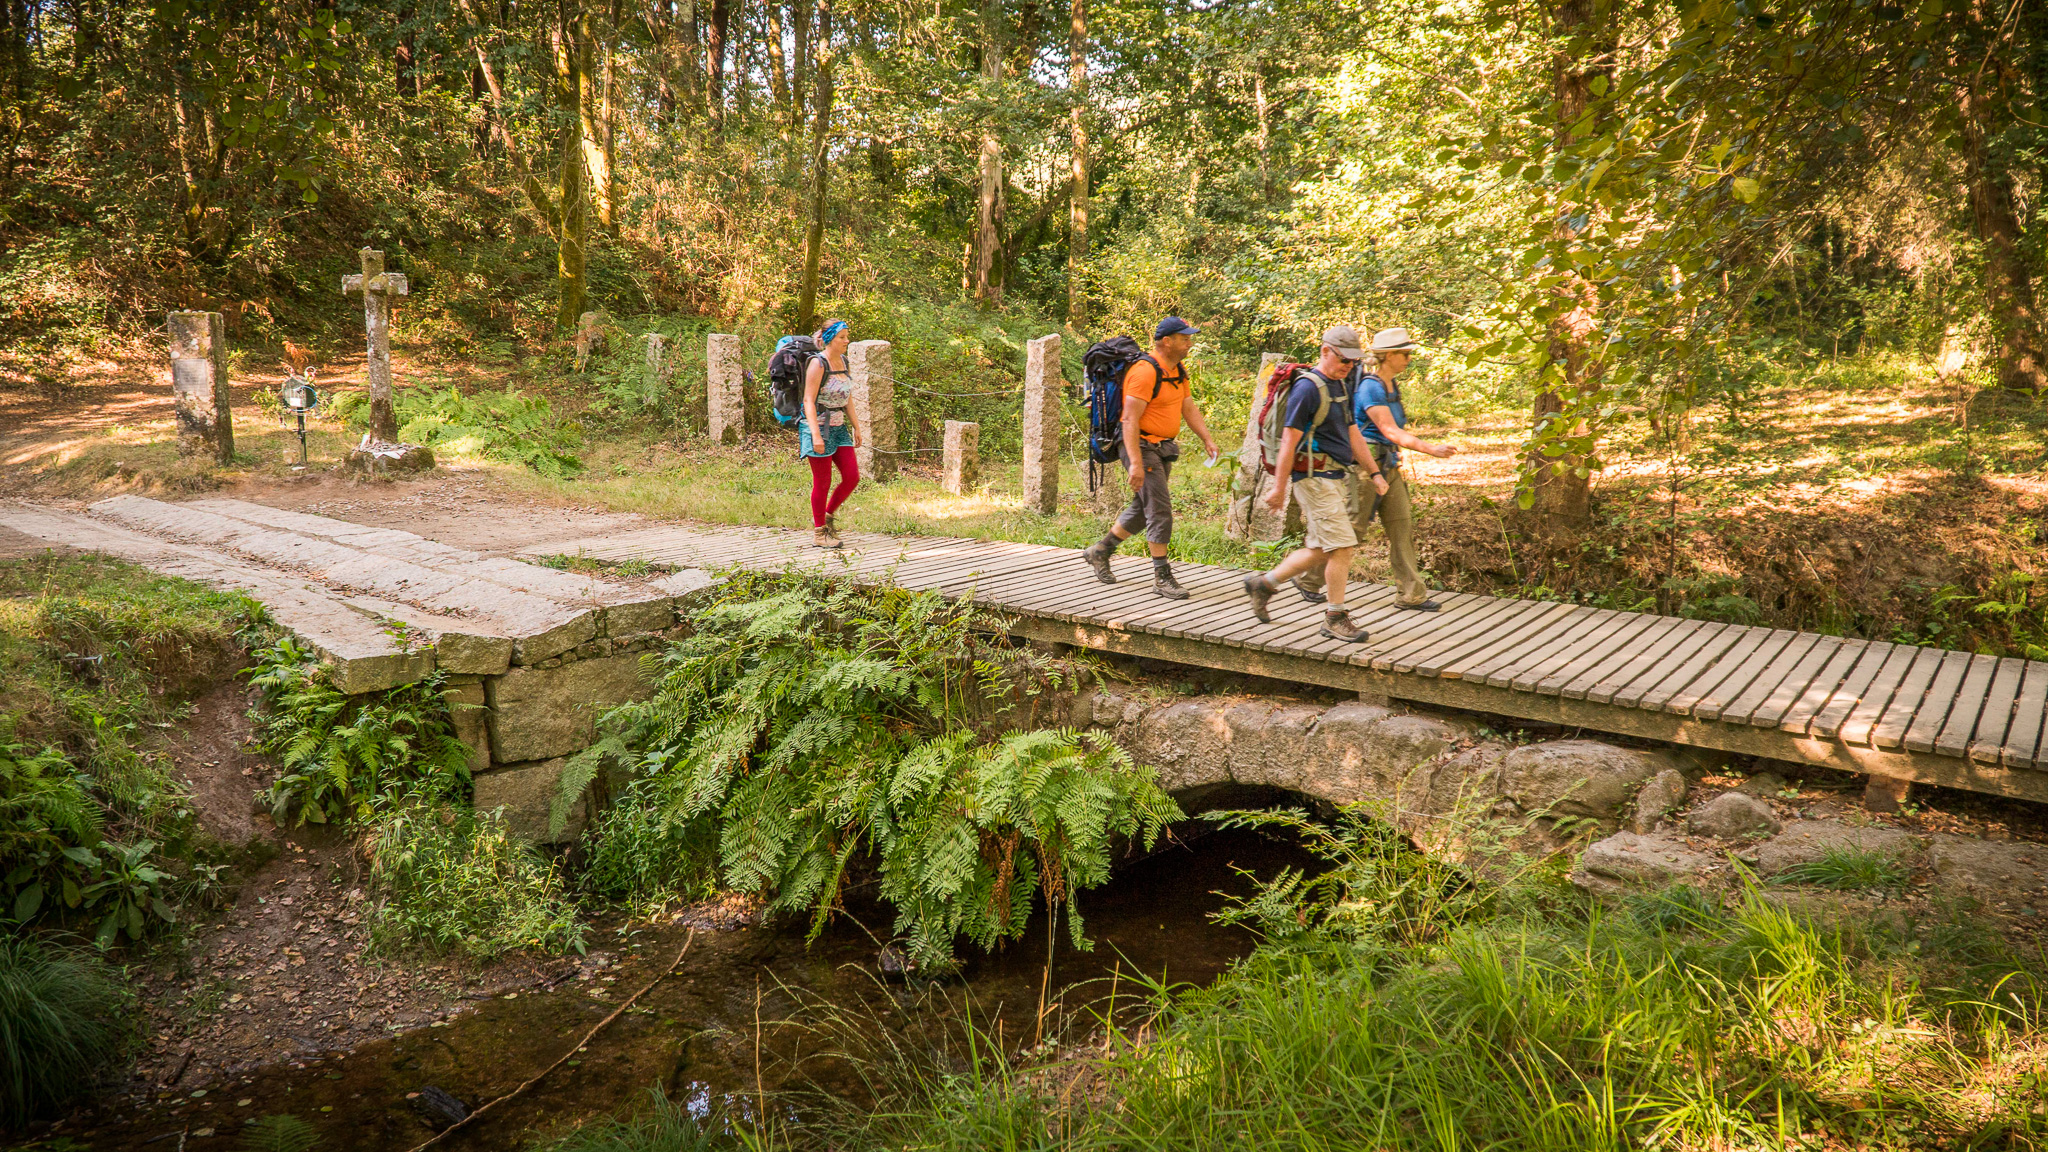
left=1772, top=845, right=1913, bottom=893
left=340, top=386, right=585, bottom=478
left=566, top=574, right=1178, bottom=967
left=365, top=801, right=585, bottom=960
left=238, top=1114, right=322, bottom=1152
left=245, top=638, right=474, bottom=826
left=526, top=1087, right=734, bottom=1152
left=0, top=936, right=136, bottom=1129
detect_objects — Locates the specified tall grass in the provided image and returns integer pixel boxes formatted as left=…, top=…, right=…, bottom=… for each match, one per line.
left=0, top=936, right=135, bottom=1128
left=527, top=1087, right=735, bottom=1151
left=364, top=801, right=586, bottom=960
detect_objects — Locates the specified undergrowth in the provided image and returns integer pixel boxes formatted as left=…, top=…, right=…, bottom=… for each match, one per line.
left=562, top=572, right=1177, bottom=967
left=0, top=935, right=135, bottom=1128
left=336, top=385, right=585, bottom=477
left=365, top=801, right=585, bottom=960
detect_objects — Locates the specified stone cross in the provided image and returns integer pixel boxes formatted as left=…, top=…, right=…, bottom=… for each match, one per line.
left=643, top=333, right=666, bottom=410
left=707, top=333, right=744, bottom=444
left=943, top=420, right=979, bottom=495
left=848, top=339, right=897, bottom=482
left=1021, top=333, right=1062, bottom=514
left=1227, top=352, right=1301, bottom=541
left=341, top=247, right=408, bottom=443
left=167, top=311, right=233, bottom=463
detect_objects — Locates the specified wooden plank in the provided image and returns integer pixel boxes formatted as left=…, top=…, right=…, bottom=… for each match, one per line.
left=1867, top=646, right=1947, bottom=750
left=1809, top=642, right=1897, bottom=739
left=1532, top=611, right=1670, bottom=696
left=1435, top=601, right=1582, bottom=680
left=2003, top=661, right=2048, bottom=768
left=1717, top=633, right=1831, bottom=725
left=1675, top=629, right=1800, bottom=720
left=1935, top=653, right=2003, bottom=758
left=1290, top=585, right=1412, bottom=661
left=1968, top=657, right=2028, bottom=763
left=1903, top=649, right=1977, bottom=754
left=1504, top=610, right=1639, bottom=693
left=1379, top=594, right=1531, bottom=674
left=1567, top=615, right=1696, bottom=702
left=1835, top=644, right=1920, bottom=745
left=1623, top=624, right=1746, bottom=711
left=1405, top=598, right=1553, bottom=676
left=1772, top=638, right=1867, bottom=733
left=1457, top=603, right=1598, bottom=686
left=1352, top=591, right=1498, bottom=670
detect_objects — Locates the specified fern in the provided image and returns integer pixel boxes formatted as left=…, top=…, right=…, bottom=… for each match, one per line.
left=564, top=572, right=1177, bottom=966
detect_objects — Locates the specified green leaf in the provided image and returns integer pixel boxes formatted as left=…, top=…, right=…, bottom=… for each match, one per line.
left=1729, top=176, right=1760, bottom=203
left=13, top=882, right=43, bottom=921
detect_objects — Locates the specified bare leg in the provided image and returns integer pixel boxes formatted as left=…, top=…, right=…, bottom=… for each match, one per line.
left=1266, top=547, right=1327, bottom=586
left=1321, top=547, right=1354, bottom=607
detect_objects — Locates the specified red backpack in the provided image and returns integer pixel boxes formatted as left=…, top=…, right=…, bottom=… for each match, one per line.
left=1253, top=361, right=1336, bottom=476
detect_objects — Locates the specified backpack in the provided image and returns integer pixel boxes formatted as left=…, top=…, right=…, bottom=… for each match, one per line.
left=766, top=336, right=822, bottom=425
left=1254, top=361, right=1337, bottom=476
left=1080, top=337, right=1167, bottom=490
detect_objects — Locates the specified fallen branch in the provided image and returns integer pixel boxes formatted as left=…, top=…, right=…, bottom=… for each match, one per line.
left=405, top=929, right=698, bottom=1151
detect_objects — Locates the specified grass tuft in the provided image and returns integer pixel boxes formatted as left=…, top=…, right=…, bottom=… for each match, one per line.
left=1772, top=844, right=1914, bottom=892
left=0, top=936, right=135, bottom=1128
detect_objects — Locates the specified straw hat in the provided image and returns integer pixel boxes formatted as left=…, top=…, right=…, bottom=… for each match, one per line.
left=1369, top=327, right=1422, bottom=353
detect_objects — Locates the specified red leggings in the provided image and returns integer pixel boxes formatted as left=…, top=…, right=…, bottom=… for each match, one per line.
left=808, top=446, right=859, bottom=527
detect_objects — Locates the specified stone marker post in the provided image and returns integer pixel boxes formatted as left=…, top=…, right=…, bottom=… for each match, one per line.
left=642, top=333, right=666, bottom=409
left=1022, top=333, right=1062, bottom=514
left=341, top=247, right=409, bottom=443
left=943, top=420, right=979, bottom=495
left=848, top=339, right=897, bottom=482
left=167, top=311, right=234, bottom=463
left=574, top=311, right=603, bottom=372
left=1227, top=352, right=1302, bottom=540
left=707, top=333, right=743, bottom=444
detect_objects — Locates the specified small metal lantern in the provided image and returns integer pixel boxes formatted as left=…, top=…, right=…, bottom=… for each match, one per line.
left=279, top=370, right=321, bottom=466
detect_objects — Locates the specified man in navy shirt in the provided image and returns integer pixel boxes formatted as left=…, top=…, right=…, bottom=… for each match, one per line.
left=1240, top=325, right=1390, bottom=643
left=1296, top=326, right=1459, bottom=610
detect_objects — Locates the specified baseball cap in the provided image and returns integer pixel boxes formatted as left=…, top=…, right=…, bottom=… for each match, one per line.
left=1154, top=316, right=1201, bottom=339
left=1321, top=324, right=1368, bottom=359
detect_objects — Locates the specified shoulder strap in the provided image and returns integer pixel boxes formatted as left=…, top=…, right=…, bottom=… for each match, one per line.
left=1134, top=354, right=1168, bottom=399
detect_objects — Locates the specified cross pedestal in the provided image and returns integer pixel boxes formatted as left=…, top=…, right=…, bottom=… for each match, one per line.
left=341, top=247, right=409, bottom=443
left=707, top=333, right=744, bottom=444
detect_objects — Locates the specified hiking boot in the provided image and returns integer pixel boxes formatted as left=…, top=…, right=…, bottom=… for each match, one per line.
left=1243, top=574, right=1276, bottom=623
left=825, top=512, right=840, bottom=536
left=1394, top=599, right=1441, bottom=612
left=1319, top=607, right=1370, bottom=644
left=1153, top=569, right=1190, bottom=600
left=1082, top=540, right=1118, bottom=584
left=812, top=525, right=842, bottom=549
left=1294, top=581, right=1327, bottom=605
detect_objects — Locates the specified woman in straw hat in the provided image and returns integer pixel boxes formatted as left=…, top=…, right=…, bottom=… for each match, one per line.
left=1294, top=325, right=1459, bottom=610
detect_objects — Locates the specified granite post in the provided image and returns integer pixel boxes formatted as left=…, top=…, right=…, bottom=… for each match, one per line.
left=167, top=311, right=234, bottom=463
left=574, top=310, right=603, bottom=372
left=848, top=339, right=897, bottom=481
left=943, top=420, right=979, bottom=495
left=1022, top=333, right=1062, bottom=513
left=642, top=333, right=666, bottom=409
left=340, top=247, right=408, bottom=443
left=707, top=333, right=743, bottom=444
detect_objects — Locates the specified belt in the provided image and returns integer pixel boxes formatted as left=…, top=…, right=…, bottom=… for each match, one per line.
left=1309, top=468, right=1348, bottom=479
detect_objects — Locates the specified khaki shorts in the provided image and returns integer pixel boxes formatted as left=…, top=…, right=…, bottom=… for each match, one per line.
left=1292, top=475, right=1358, bottom=552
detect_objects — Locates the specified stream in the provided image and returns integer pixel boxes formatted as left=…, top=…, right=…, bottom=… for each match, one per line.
left=80, top=824, right=1314, bottom=1150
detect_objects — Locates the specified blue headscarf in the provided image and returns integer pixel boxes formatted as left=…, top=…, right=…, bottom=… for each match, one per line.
left=819, top=319, right=849, bottom=345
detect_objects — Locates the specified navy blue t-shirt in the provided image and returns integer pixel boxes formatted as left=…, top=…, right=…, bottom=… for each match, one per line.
left=1354, top=373, right=1406, bottom=461
left=1282, top=369, right=1354, bottom=478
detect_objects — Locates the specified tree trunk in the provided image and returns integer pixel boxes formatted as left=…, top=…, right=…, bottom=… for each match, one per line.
left=1525, top=0, right=1611, bottom=528
left=459, top=0, right=562, bottom=235
left=555, top=0, right=590, bottom=329
left=973, top=0, right=1003, bottom=306
left=681, top=0, right=701, bottom=109
left=395, top=1, right=420, bottom=99
left=577, top=2, right=618, bottom=236
left=796, top=0, right=833, bottom=334
left=1066, top=0, right=1087, bottom=324
left=1253, top=65, right=1271, bottom=204
left=791, top=0, right=810, bottom=133
left=765, top=0, right=788, bottom=115
left=706, top=0, right=728, bottom=128
left=1961, top=9, right=2047, bottom=392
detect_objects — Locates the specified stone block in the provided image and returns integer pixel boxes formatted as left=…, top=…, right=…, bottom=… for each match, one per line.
left=442, top=678, right=491, bottom=775
left=1575, top=831, right=1716, bottom=892
left=943, top=420, right=979, bottom=495
left=168, top=310, right=233, bottom=463
left=849, top=339, right=897, bottom=482
left=708, top=333, right=744, bottom=444
left=1687, top=791, right=1783, bottom=840
left=1752, top=820, right=1918, bottom=877
left=1502, top=740, right=1680, bottom=826
left=1629, top=768, right=1689, bottom=834
left=1226, top=701, right=1328, bottom=793
left=1132, top=699, right=1233, bottom=793
left=475, top=757, right=590, bottom=844
left=1021, top=334, right=1061, bottom=514
left=485, top=653, right=656, bottom=763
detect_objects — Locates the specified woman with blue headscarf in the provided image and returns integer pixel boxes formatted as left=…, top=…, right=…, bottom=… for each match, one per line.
left=801, top=318, right=863, bottom=548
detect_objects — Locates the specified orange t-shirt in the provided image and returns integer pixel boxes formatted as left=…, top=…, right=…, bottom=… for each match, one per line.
left=1127, top=356, right=1191, bottom=442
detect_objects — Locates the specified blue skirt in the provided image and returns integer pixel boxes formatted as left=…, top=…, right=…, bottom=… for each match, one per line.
left=800, top=419, right=855, bottom=458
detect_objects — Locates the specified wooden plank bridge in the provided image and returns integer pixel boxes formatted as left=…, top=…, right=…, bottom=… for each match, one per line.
left=519, top=522, right=2048, bottom=805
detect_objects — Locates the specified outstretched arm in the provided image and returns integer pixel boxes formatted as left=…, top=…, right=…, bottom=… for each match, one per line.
left=1366, top=405, right=1457, bottom=458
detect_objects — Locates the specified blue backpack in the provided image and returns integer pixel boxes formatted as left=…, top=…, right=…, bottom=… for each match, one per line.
left=1080, top=337, right=1164, bottom=490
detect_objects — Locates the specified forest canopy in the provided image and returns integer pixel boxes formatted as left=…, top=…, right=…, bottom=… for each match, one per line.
left=4, top=0, right=2044, bottom=508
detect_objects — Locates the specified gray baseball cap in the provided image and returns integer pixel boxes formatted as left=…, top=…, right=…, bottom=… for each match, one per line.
left=1321, top=324, right=1368, bottom=359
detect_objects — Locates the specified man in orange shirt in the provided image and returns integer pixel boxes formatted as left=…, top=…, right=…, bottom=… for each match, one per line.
left=1080, top=317, right=1222, bottom=599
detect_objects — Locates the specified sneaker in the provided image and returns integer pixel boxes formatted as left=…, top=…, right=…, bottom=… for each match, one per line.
left=1082, top=541, right=1118, bottom=584
left=1394, top=599, right=1441, bottom=612
left=1294, top=581, right=1327, bottom=605
left=1243, top=574, right=1275, bottom=623
left=812, top=525, right=842, bottom=550
left=1319, top=607, right=1370, bottom=643
left=1153, top=570, right=1190, bottom=600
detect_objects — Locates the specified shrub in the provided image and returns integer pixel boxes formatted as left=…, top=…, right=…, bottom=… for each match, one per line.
left=380, top=385, right=586, bottom=478
left=246, top=638, right=474, bottom=825
left=0, top=936, right=134, bottom=1128
left=562, top=574, right=1177, bottom=967
left=365, top=801, right=585, bottom=960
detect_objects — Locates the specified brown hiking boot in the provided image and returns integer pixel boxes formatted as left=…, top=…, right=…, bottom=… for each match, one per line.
left=1294, top=580, right=1327, bottom=605
left=1243, top=574, right=1276, bottom=623
left=1319, top=606, right=1370, bottom=643
left=812, top=525, right=842, bottom=549
left=1153, top=569, right=1189, bottom=600
left=1082, top=540, right=1118, bottom=584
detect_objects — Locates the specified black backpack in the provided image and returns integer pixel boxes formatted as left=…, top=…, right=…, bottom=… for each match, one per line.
left=1081, top=337, right=1165, bottom=490
left=766, top=336, right=821, bottom=425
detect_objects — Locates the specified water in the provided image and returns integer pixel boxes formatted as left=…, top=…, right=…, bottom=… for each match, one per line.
left=78, top=825, right=1311, bottom=1150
